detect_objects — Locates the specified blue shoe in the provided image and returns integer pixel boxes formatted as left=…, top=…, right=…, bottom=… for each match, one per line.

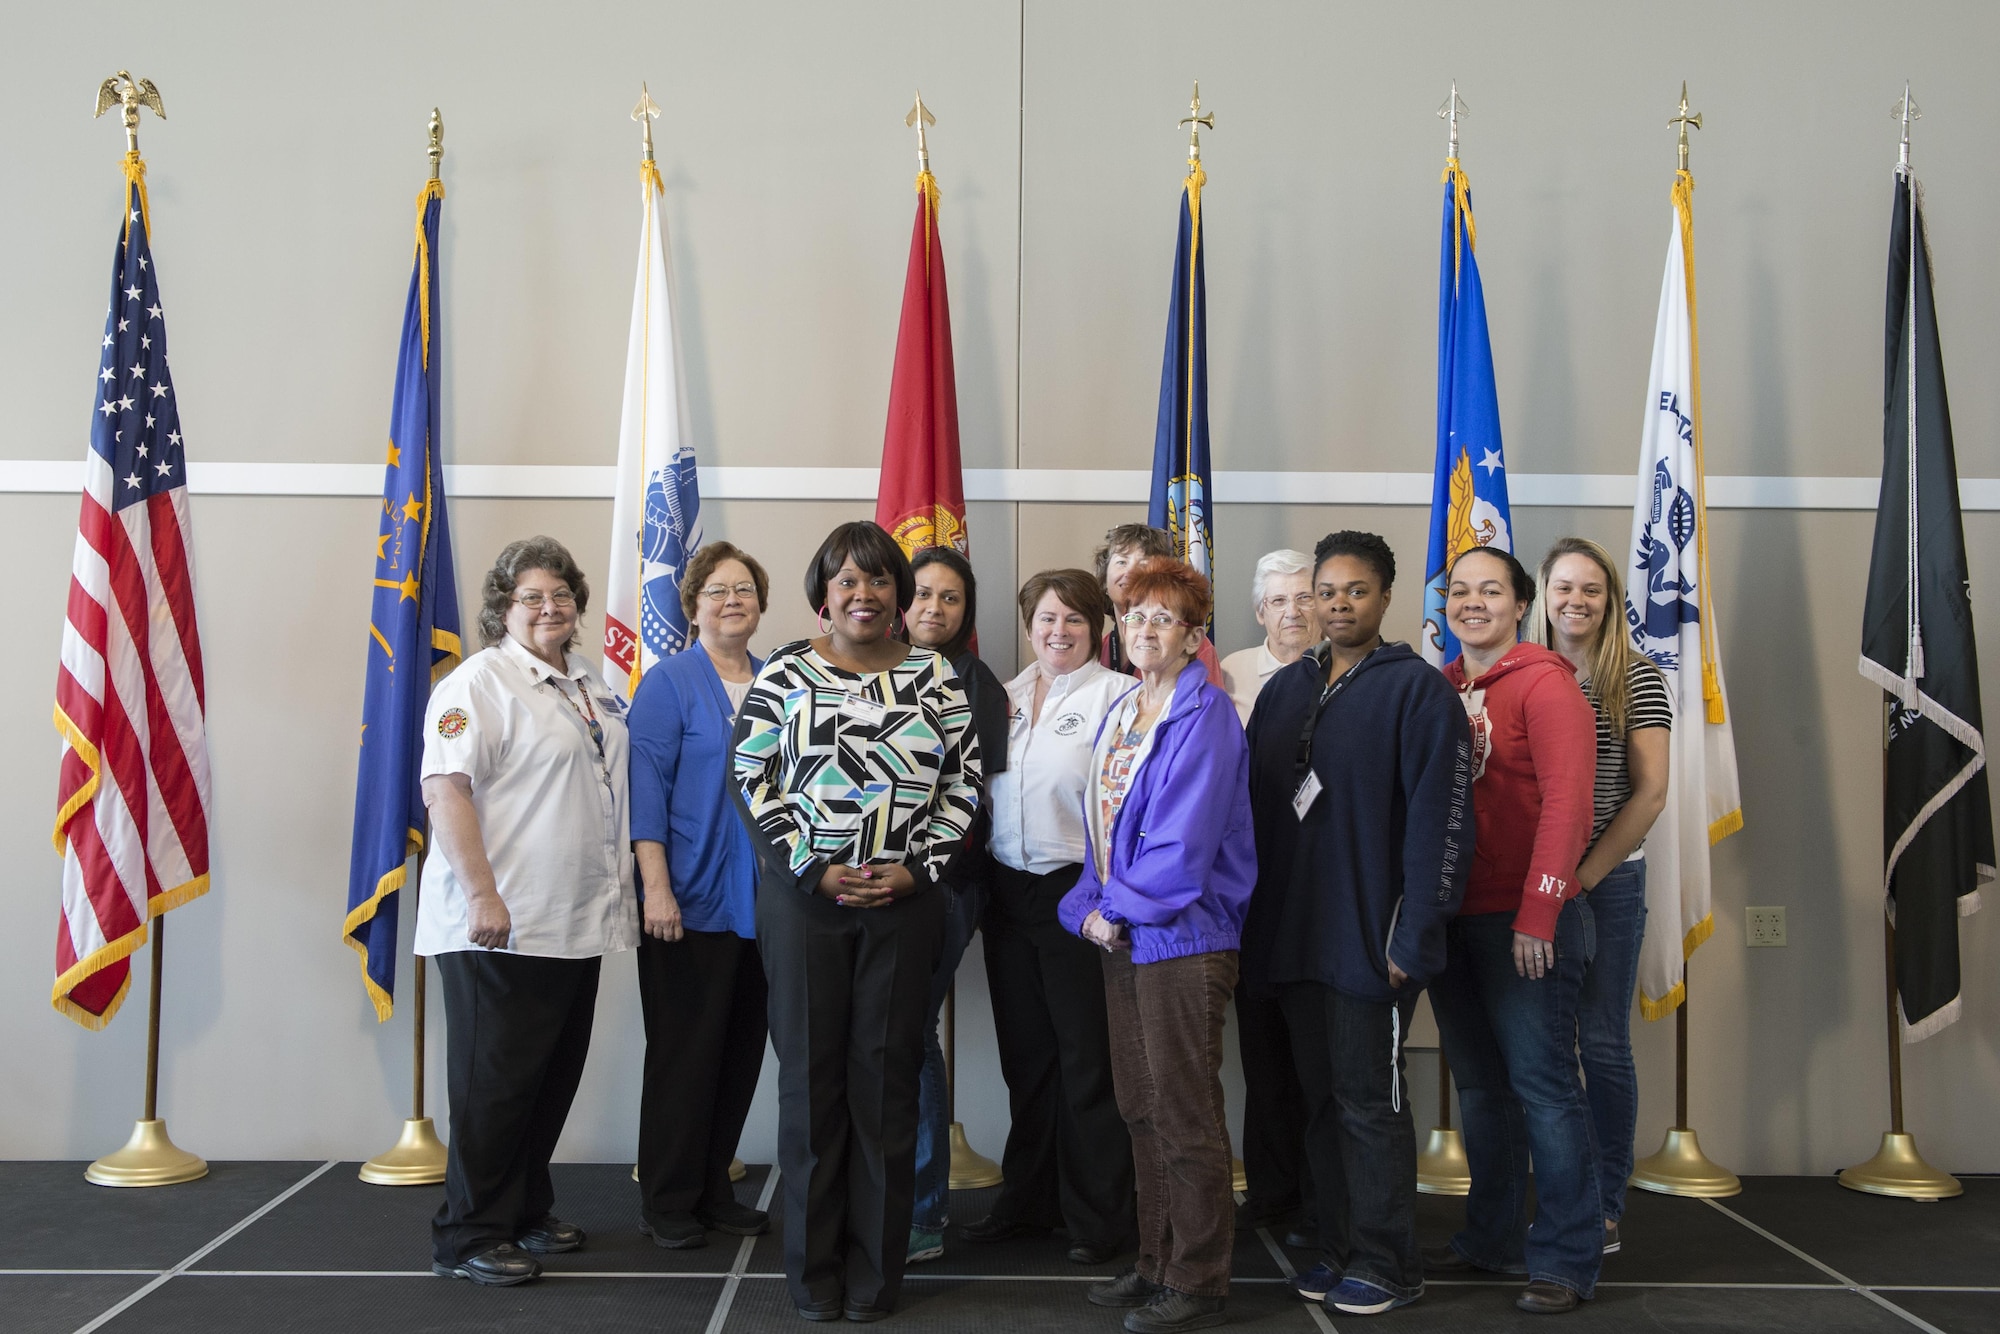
left=1327, top=1277, right=1418, bottom=1315
left=1292, top=1262, right=1340, bottom=1301
left=906, top=1228, right=945, bottom=1264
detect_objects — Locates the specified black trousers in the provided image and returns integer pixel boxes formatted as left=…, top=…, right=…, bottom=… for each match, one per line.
left=981, top=863, right=1135, bottom=1245
left=432, top=950, right=600, bottom=1266
left=637, top=928, right=769, bottom=1223
left=758, top=876, right=944, bottom=1311
left=1234, top=981, right=1314, bottom=1221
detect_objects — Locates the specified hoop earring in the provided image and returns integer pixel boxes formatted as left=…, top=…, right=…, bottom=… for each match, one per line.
left=817, top=605, right=834, bottom=635
left=893, top=610, right=907, bottom=639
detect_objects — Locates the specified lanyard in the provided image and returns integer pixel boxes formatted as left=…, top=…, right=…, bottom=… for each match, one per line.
left=1293, top=646, right=1374, bottom=786
left=544, top=676, right=606, bottom=761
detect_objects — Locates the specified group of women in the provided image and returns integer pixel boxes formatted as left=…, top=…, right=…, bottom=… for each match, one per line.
left=409, top=515, right=1671, bottom=1330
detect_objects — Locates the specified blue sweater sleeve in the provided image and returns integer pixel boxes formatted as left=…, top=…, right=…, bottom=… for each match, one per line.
left=627, top=666, right=686, bottom=847
left=1386, top=675, right=1474, bottom=986
left=1101, top=690, right=1251, bottom=927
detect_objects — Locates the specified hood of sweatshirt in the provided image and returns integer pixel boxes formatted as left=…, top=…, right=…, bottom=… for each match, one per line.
left=1440, top=641, right=1578, bottom=693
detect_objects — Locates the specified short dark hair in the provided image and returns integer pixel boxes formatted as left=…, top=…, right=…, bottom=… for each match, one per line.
left=1093, top=523, right=1174, bottom=584
left=1124, top=557, right=1214, bottom=629
left=680, top=541, right=771, bottom=637
left=905, top=547, right=979, bottom=661
left=805, top=521, right=915, bottom=613
left=1017, top=568, right=1114, bottom=651
left=1312, top=531, right=1397, bottom=589
left=479, top=536, right=590, bottom=648
left=1447, top=544, right=1536, bottom=605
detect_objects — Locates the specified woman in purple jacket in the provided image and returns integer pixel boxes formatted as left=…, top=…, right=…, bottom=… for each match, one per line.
left=1059, top=559, right=1256, bottom=1334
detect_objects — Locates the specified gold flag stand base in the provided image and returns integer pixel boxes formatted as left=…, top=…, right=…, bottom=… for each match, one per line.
left=359, top=1117, right=447, bottom=1186
left=1630, top=1127, right=1741, bottom=1198
left=87, top=1119, right=207, bottom=1188
left=948, top=1122, right=1003, bottom=1190
left=633, top=1157, right=747, bottom=1185
left=1230, top=1158, right=1247, bottom=1196
left=1838, top=1132, right=1960, bottom=1200
left=1416, top=1127, right=1471, bottom=1196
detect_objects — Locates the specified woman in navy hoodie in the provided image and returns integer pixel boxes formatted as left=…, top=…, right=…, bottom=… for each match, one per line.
left=1059, top=559, right=1255, bottom=1334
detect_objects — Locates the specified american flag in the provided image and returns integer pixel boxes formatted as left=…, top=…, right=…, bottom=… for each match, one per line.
left=52, top=159, right=212, bottom=1029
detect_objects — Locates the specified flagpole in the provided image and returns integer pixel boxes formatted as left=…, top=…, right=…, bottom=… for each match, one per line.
left=1416, top=1049, right=1470, bottom=1195
left=944, top=981, right=1002, bottom=1188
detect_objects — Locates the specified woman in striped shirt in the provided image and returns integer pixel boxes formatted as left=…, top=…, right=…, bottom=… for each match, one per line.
left=1533, top=537, right=1672, bottom=1259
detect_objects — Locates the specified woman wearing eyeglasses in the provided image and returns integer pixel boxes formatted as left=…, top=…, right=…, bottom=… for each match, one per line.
left=1217, top=549, right=1320, bottom=727
left=1059, top=559, right=1255, bottom=1334
left=417, top=537, right=638, bottom=1288
left=628, top=542, right=773, bottom=1251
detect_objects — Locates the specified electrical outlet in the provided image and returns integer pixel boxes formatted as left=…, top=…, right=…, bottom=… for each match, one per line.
left=1746, top=906, right=1787, bottom=947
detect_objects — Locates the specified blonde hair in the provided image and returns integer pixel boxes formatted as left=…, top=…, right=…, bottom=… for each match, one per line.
left=1531, top=537, right=1637, bottom=730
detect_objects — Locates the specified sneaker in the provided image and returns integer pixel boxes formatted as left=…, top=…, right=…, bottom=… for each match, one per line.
left=1089, top=1268, right=1165, bottom=1308
left=1123, top=1289, right=1227, bottom=1333
left=1292, top=1262, right=1340, bottom=1301
left=1327, top=1278, right=1418, bottom=1315
left=1602, top=1220, right=1621, bottom=1255
left=907, top=1228, right=945, bottom=1264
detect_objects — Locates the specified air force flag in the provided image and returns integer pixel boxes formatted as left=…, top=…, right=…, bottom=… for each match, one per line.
left=1626, top=172, right=1744, bottom=1019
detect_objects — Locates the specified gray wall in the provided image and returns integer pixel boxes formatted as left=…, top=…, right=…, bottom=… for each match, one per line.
left=2, top=1, right=1995, bottom=1177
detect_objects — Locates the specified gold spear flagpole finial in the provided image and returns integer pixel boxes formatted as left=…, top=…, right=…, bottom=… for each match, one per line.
left=633, top=83, right=661, bottom=163
left=1670, top=81, right=1702, bottom=173
left=906, top=89, right=935, bottom=173
left=1437, top=81, right=1468, bottom=160
left=427, top=107, right=444, bottom=179
left=93, top=71, right=165, bottom=155
left=1180, top=80, right=1214, bottom=166
left=1892, top=82, right=1920, bottom=171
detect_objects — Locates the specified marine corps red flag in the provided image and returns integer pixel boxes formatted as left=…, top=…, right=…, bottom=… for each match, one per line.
left=875, top=95, right=967, bottom=559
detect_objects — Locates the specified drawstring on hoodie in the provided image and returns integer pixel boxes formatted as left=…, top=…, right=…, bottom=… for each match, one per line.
left=1389, top=1007, right=1403, bottom=1113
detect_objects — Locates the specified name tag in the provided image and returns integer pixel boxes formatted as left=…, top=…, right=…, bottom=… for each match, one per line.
left=839, top=693, right=886, bottom=727
left=1292, top=771, right=1323, bottom=821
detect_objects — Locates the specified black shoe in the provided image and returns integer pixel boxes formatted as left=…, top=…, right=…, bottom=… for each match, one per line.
left=1421, top=1243, right=1476, bottom=1272
left=1515, top=1280, right=1581, bottom=1314
left=430, top=1242, right=541, bottom=1287
left=1282, top=1227, right=1316, bottom=1250
left=1089, top=1268, right=1165, bottom=1308
left=796, top=1299, right=844, bottom=1322
left=639, top=1213, right=708, bottom=1249
left=517, top=1215, right=585, bottom=1254
left=1123, top=1289, right=1227, bottom=1332
left=1068, top=1239, right=1122, bottom=1266
left=843, top=1303, right=891, bottom=1323
left=1602, top=1220, right=1621, bottom=1255
left=1232, top=1198, right=1296, bottom=1231
left=702, top=1199, right=771, bottom=1236
left=960, top=1214, right=1050, bottom=1243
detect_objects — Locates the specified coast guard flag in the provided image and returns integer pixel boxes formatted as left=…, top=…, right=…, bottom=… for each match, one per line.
left=1148, top=157, right=1213, bottom=585
left=875, top=165, right=968, bottom=558
left=52, top=153, right=213, bottom=1028
left=1859, top=167, right=1992, bottom=1040
left=1422, top=157, right=1512, bottom=664
left=604, top=155, right=701, bottom=696
left=343, top=177, right=463, bottom=1021
left=1625, top=169, right=1743, bottom=1020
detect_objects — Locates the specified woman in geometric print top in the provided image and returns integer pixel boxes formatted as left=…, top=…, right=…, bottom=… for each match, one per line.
left=731, top=521, right=981, bottom=1324
left=1531, top=537, right=1671, bottom=1261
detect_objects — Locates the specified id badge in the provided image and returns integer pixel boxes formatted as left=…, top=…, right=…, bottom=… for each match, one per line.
left=1292, top=771, right=1323, bottom=821
left=839, top=693, right=887, bottom=727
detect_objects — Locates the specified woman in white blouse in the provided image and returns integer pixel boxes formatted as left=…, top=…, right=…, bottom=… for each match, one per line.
left=959, top=569, right=1136, bottom=1265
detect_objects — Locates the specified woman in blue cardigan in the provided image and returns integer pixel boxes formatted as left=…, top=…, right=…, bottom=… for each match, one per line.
left=1059, top=558, right=1256, bottom=1334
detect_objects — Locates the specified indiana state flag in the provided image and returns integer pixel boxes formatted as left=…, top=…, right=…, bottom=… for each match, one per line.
left=1422, top=157, right=1513, bottom=664
left=1148, top=157, right=1213, bottom=586
left=344, top=178, right=463, bottom=1020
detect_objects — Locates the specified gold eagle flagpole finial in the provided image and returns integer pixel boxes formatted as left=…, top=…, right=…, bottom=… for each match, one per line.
left=428, top=107, right=444, bottom=179
left=93, top=71, right=164, bottom=155
left=1180, top=81, right=1214, bottom=166
left=1670, top=82, right=1702, bottom=173
left=1892, top=82, right=1920, bottom=172
left=906, top=90, right=935, bottom=174
left=633, top=83, right=661, bottom=163
left=1437, top=81, right=1468, bottom=160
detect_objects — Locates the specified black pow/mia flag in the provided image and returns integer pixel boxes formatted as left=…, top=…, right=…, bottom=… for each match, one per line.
left=1859, top=167, right=1994, bottom=1041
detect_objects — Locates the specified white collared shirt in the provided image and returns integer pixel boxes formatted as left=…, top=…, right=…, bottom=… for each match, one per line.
left=989, top=658, right=1134, bottom=874
left=1219, top=641, right=1290, bottom=727
left=414, top=635, right=639, bottom=959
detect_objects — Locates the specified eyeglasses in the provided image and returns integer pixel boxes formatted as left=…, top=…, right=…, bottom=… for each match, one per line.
left=1119, top=611, right=1195, bottom=629
left=699, top=583, right=759, bottom=602
left=512, top=590, right=576, bottom=609
left=1261, top=593, right=1315, bottom=611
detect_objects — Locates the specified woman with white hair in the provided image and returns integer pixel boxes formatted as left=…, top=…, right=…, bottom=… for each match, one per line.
left=1218, top=549, right=1319, bottom=726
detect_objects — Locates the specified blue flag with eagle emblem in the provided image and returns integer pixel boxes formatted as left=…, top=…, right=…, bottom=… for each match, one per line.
left=343, top=178, right=463, bottom=1020
left=1148, top=157, right=1213, bottom=592
left=1421, top=157, right=1513, bottom=664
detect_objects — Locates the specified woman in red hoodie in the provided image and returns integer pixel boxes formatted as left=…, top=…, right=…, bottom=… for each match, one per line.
left=1425, top=546, right=1601, bottom=1314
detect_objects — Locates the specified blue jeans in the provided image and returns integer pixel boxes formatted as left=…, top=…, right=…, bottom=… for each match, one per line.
left=1577, top=860, right=1647, bottom=1225
left=913, top=876, right=988, bottom=1230
left=1430, top=902, right=1602, bottom=1299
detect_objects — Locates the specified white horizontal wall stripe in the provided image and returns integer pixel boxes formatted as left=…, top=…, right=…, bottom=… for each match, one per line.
left=1, top=461, right=1995, bottom=511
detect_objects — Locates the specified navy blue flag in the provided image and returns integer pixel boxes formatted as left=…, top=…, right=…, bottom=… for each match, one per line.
left=343, top=179, right=462, bottom=1020
left=1148, top=160, right=1213, bottom=589
left=1421, top=158, right=1514, bottom=665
